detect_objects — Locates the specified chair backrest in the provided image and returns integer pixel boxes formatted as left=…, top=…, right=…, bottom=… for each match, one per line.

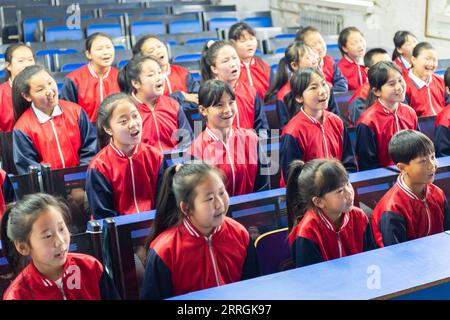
left=55, top=52, right=87, bottom=72
left=0, top=132, right=17, bottom=175
left=169, top=43, right=203, bottom=62
left=41, top=164, right=89, bottom=234
left=418, top=115, right=437, bottom=143
left=435, top=156, right=450, bottom=202
left=254, top=227, right=293, bottom=275
left=334, top=90, right=355, bottom=127
left=9, top=166, right=41, bottom=200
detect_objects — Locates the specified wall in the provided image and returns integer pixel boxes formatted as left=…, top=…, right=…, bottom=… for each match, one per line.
left=268, top=0, right=450, bottom=58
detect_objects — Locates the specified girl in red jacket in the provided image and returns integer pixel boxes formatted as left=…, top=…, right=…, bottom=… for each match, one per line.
left=118, top=54, right=193, bottom=152
left=356, top=61, right=418, bottom=170
left=229, top=22, right=271, bottom=100
left=404, top=42, right=448, bottom=117
left=132, top=34, right=200, bottom=110
left=61, top=32, right=121, bottom=122
left=86, top=93, right=165, bottom=220
left=435, top=67, right=450, bottom=157
left=188, top=79, right=270, bottom=196
left=337, top=27, right=367, bottom=91
left=0, top=43, right=35, bottom=132
left=1, top=193, right=119, bottom=300
left=392, top=30, right=418, bottom=76
left=141, top=162, right=259, bottom=300
left=12, top=65, right=97, bottom=175
left=201, top=40, right=269, bottom=132
left=286, top=159, right=377, bottom=268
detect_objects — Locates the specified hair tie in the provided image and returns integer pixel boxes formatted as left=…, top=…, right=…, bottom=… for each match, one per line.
left=175, top=164, right=183, bottom=172
left=206, top=40, right=216, bottom=49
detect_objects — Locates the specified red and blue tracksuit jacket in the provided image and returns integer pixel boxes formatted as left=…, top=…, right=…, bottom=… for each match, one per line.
left=394, top=56, right=412, bottom=78
left=188, top=127, right=270, bottom=196
left=0, top=168, right=15, bottom=221
left=322, top=55, right=348, bottom=93
left=164, top=63, right=200, bottom=111
left=141, top=216, right=259, bottom=300
left=404, top=71, right=447, bottom=117
left=337, top=56, right=368, bottom=91
left=12, top=100, right=97, bottom=175
left=233, top=81, right=269, bottom=132
left=435, top=106, right=450, bottom=157
left=3, top=253, right=119, bottom=300
left=0, top=80, right=14, bottom=132
left=348, top=82, right=370, bottom=126
left=131, top=94, right=193, bottom=152
left=61, top=64, right=121, bottom=122
left=275, top=81, right=341, bottom=129
left=355, top=100, right=418, bottom=170
left=239, top=57, right=271, bottom=101
left=280, top=109, right=357, bottom=184
left=371, top=174, right=450, bottom=247
left=288, top=207, right=377, bottom=268
left=86, top=142, right=165, bottom=220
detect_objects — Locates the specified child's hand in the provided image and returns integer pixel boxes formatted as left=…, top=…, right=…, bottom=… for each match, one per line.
left=182, top=92, right=199, bottom=104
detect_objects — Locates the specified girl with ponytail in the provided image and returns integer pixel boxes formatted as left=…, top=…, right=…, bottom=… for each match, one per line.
left=286, top=159, right=376, bottom=268
left=141, top=162, right=259, bottom=300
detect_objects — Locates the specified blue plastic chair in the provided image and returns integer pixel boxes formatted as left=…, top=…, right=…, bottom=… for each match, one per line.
left=243, top=16, right=272, bottom=28
left=208, top=17, right=238, bottom=31
left=45, top=27, right=84, bottom=42
left=169, top=20, right=202, bottom=34
left=130, top=21, right=166, bottom=37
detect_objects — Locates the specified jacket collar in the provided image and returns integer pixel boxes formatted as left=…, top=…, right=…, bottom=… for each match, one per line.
left=408, top=70, right=432, bottom=89
left=109, top=142, right=139, bottom=158
left=27, top=253, right=73, bottom=289
left=396, top=174, right=429, bottom=201
left=399, top=56, right=412, bottom=69
left=240, top=57, right=255, bottom=68
left=205, top=126, right=234, bottom=143
left=315, top=207, right=350, bottom=232
left=87, top=63, right=111, bottom=79
left=131, top=92, right=159, bottom=112
left=376, top=99, right=399, bottom=114
left=182, top=217, right=222, bottom=239
left=31, top=103, right=63, bottom=124
left=344, top=55, right=363, bottom=67
left=300, top=108, right=326, bottom=125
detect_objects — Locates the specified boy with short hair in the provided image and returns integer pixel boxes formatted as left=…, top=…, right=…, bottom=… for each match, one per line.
left=435, top=67, right=450, bottom=157
left=371, top=130, right=450, bottom=247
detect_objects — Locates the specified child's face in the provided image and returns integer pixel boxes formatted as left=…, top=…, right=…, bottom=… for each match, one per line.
left=132, top=59, right=165, bottom=100
left=411, top=48, right=438, bottom=79
left=106, top=100, right=143, bottom=151
left=232, top=31, right=258, bottom=62
left=23, top=70, right=59, bottom=114
left=16, top=206, right=70, bottom=280
left=369, top=52, right=391, bottom=68
left=185, top=173, right=229, bottom=236
left=343, top=31, right=366, bottom=60
left=200, top=92, right=237, bottom=130
left=296, top=73, right=329, bottom=112
left=374, top=69, right=406, bottom=106
left=400, top=153, right=437, bottom=186
left=211, top=45, right=241, bottom=85
left=6, top=46, right=35, bottom=80
left=296, top=47, right=320, bottom=70
left=304, top=31, right=327, bottom=59
left=86, top=36, right=115, bottom=69
left=140, top=38, right=170, bottom=68
left=316, top=181, right=355, bottom=215
left=398, top=35, right=418, bottom=61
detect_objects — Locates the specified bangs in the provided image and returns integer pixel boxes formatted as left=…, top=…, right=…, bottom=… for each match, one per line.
left=199, top=80, right=235, bottom=107
left=314, top=160, right=349, bottom=197
left=389, top=130, right=435, bottom=164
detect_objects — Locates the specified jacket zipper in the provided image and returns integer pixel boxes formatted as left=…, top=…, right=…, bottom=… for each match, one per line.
left=150, top=108, right=164, bottom=153
left=337, top=231, right=343, bottom=258
left=320, top=124, right=330, bottom=157
left=128, top=157, right=140, bottom=213
left=423, top=199, right=431, bottom=235
left=206, top=236, right=220, bottom=286
left=50, top=119, right=66, bottom=168
left=245, top=62, right=254, bottom=87
left=426, top=86, right=436, bottom=115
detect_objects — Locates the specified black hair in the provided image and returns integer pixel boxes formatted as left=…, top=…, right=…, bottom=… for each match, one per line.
left=445, top=67, right=450, bottom=89
left=12, top=64, right=51, bottom=122
left=132, top=34, right=167, bottom=57
left=364, top=48, right=388, bottom=69
left=284, top=67, right=326, bottom=119
left=392, top=30, right=417, bottom=61
left=3, top=43, right=35, bottom=81
left=145, top=162, right=225, bottom=249
left=228, top=22, right=256, bottom=41
left=0, top=193, right=71, bottom=275
left=264, top=41, right=311, bottom=103
left=388, top=130, right=435, bottom=164
left=286, top=159, right=349, bottom=232
left=85, top=32, right=114, bottom=52
left=338, top=26, right=364, bottom=57
left=200, top=40, right=235, bottom=82
left=96, top=92, right=137, bottom=150
left=295, top=26, right=320, bottom=42
left=199, top=79, right=235, bottom=107
left=118, top=53, right=161, bottom=94
left=412, top=42, right=435, bottom=59
left=365, top=61, right=403, bottom=108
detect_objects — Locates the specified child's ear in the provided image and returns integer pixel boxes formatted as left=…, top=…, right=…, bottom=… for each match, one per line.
left=21, top=92, right=32, bottom=103
left=373, top=87, right=382, bottom=98
left=290, top=61, right=298, bottom=71
left=85, top=50, right=92, bottom=61
left=179, top=201, right=190, bottom=217
left=103, top=126, right=113, bottom=137
left=410, top=56, right=417, bottom=67
left=396, top=162, right=408, bottom=174
left=5, top=61, right=11, bottom=72
left=14, top=241, right=30, bottom=256
left=199, top=105, right=208, bottom=117
left=312, top=196, right=324, bottom=209
left=131, top=79, right=140, bottom=91
left=295, top=96, right=303, bottom=105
